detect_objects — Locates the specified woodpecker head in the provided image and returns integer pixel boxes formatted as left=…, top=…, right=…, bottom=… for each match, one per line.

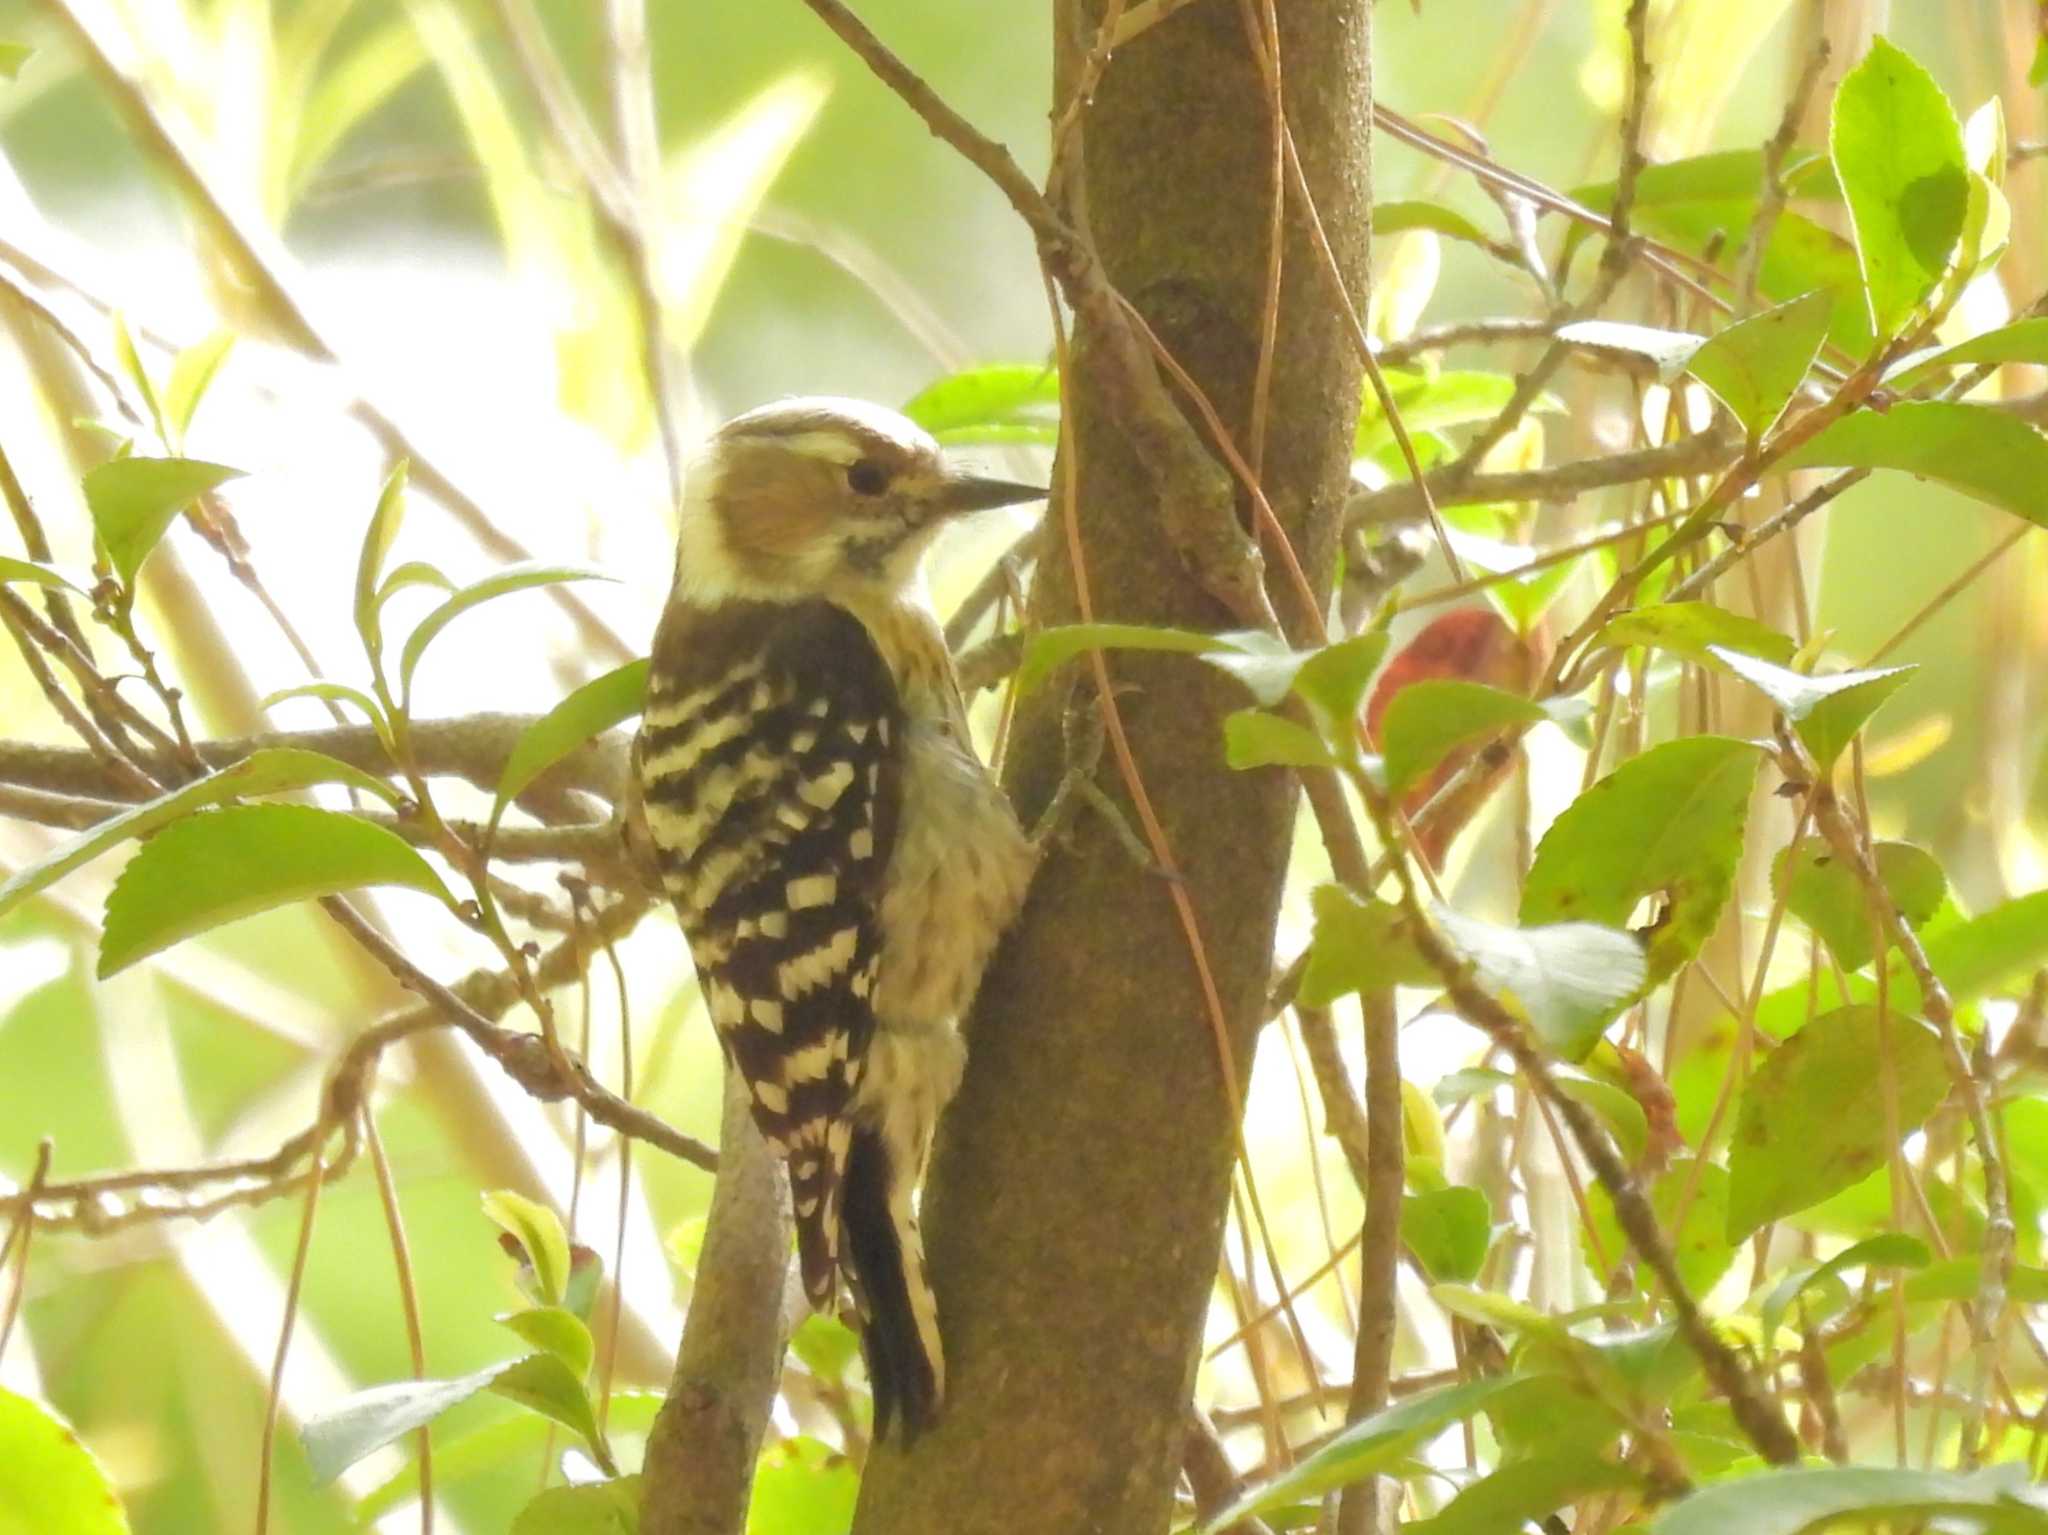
left=672, top=396, right=1042, bottom=605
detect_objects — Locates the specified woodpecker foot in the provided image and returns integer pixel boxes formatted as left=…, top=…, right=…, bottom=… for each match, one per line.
left=1027, top=689, right=1175, bottom=879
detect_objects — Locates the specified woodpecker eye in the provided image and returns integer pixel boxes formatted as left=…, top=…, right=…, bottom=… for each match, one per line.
left=846, top=459, right=889, bottom=496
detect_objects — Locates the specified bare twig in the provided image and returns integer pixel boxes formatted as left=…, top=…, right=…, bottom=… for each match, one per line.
left=1183, top=1406, right=1276, bottom=1535
left=1337, top=992, right=1403, bottom=1535
left=1735, top=28, right=1830, bottom=313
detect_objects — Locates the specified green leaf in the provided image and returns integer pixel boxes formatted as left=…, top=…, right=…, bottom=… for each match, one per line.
left=788, top=1313, right=862, bottom=1386
left=491, top=1353, right=612, bottom=1471
left=1587, top=1158, right=1736, bottom=1299
left=1684, top=290, right=1832, bottom=439
left=1771, top=837, right=1947, bottom=970
left=163, top=331, right=236, bottom=443
left=0, top=748, right=404, bottom=924
left=1781, top=400, right=2048, bottom=530
left=497, top=1306, right=595, bottom=1382
left=1405, top=1452, right=1641, bottom=1535
left=482, top=1190, right=573, bottom=1307
left=1522, top=736, right=1763, bottom=991
left=302, top=1364, right=507, bottom=1485
left=1708, top=647, right=1914, bottom=771
left=0, top=555, right=93, bottom=594
left=97, top=803, right=454, bottom=977
left=110, top=315, right=163, bottom=440
left=1223, top=710, right=1337, bottom=770
left=399, top=562, right=615, bottom=702
left=1903, top=1258, right=2048, bottom=1307
left=492, top=659, right=649, bottom=828
left=258, top=683, right=391, bottom=740
left=0, top=43, right=33, bottom=80
left=1830, top=36, right=1969, bottom=339
left=1726, top=1004, right=1951, bottom=1240
left=82, top=457, right=244, bottom=589
left=1598, top=600, right=1796, bottom=668
left=1555, top=320, right=1705, bottom=382
left=749, top=1436, right=859, bottom=1535
left=512, top=1478, right=641, bottom=1534
left=1378, top=680, right=1548, bottom=798
left=1013, top=622, right=1229, bottom=695
left=901, top=365, right=1057, bottom=440
left=355, top=462, right=410, bottom=652
left=1357, top=370, right=1553, bottom=457
left=1553, top=1067, right=1649, bottom=1166
left=1199, top=1376, right=1526, bottom=1533
left=0, top=1387, right=132, bottom=1533
left=376, top=560, right=457, bottom=605
left=1401, top=1186, right=1493, bottom=1283
left=1299, top=885, right=1437, bottom=1006
left=1886, top=316, right=2048, bottom=390
left=1434, top=906, right=1647, bottom=1060
left=1652, top=1463, right=2046, bottom=1535
left=1758, top=1232, right=1931, bottom=1343
left=1289, top=630, right=1391, bottom=727
left=1374, top=199, right=1497, bottom=250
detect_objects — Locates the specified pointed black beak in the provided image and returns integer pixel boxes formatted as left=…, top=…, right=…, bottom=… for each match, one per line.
left=935, top=473, right=1045, bottom=515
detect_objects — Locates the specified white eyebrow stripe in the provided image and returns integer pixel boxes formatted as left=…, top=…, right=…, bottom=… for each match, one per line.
left=777, top=432, right=863, bottom=465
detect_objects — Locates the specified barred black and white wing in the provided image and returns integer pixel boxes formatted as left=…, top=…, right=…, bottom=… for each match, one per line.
left=637, top=599, right=903, bottom=1309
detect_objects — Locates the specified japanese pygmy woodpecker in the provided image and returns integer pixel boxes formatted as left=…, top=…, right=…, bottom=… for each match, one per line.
left=635, top=397, right=1042, bottom=1436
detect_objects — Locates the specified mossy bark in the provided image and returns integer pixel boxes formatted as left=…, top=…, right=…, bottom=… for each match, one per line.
left=852, top=1, right=1370, bottom=1529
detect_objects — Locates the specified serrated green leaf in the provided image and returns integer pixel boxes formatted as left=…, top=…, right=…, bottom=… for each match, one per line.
left=1378, top=679, right=1548, bottom=797
left=1758, top=1232, right=1930, bottom=1344
left=163, top=331, right=236, bottom=443
left=1709, top=647, right=1914, bottom=771
left=511, top=1477, right=641, bottom=1534
left=399, top=563, right=615, bottom=702
left=0, top=749, right=404, bottom=924
left=1781, top=400, right=2048, bottom=530
left=497, top=1306, right=595, bottom=1382
left=302, top=1364, right=506, bottom=1486
left=1522, top=736, right=1763, bottom=991
left=1555, top=320, right=1705, bottom=382
left=1772, top=837, right=1947, bottom=970
left=97, top=803, right=453, bottom=976
left=82, top=457, right=244, bottom=589
left=1299, top=885, right=1437, bottom=1006
left=0, top=1387, right=131, bottom=1533
left=1727, top=1004, right=1951, bottom=1240
left=1011, top=622, right=1228, bottom=695
left=1685, top=290, right=1831, bottom=438
left=1223, top=709, right=1337, bottom=770
left=1435, top=905, right=1647, bottom=1059
left=1401, top=1186, right=1493, bottom=1283
left=901, top=364, right=1057, bottom=438
left=1887, top=317, right=2048, bottom=391
left=1830, top=36, right=1970, bottom=339
left=1199, top=1376, right=1526, bottom=1533
left=493, top=659, right=649, bottom=829
left=482, top=1190, right=572, bottom=1307
left=491, top=1353, right=611, bottom=1472
left=1652, top=1463, right=2045, bottom=1535
left=0, top=556, right=93, bottom=594
left=1598, top=600, right=1796, bottom=668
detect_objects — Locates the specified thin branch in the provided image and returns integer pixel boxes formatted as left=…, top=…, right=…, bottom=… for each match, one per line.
left=1735, top=27, right=1830, bottom=313
left=1337, top=991, right=1403, bottom=1535
left=1183, top=1407, right=1276, bottom=1535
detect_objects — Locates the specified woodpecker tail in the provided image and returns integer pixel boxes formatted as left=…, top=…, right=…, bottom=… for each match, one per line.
left=843, top=1124, right=943, bottom=1440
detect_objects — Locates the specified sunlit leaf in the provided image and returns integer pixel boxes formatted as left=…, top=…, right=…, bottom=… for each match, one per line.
left=1684, top=290, right=1831, bottom=439
left=355, top=461, right=410, bottom=651
left=1298, top=885, right=1437, bottom=1006
left=749, top=1436, right=859, bottom=1535
left=0, top=556, right=93, bottom=594
left=162, top=331, right=237, bottom=443
left=1223, top=710, right=1337, bottom=771
left=1289, top=631, right=1392, bottom=727
left=492, top=659, right=649, bottom=828
left=0, top=748, right=404, bottom=923
left=1783, top=401, right=2048, bottom=531
left=1757, top=1232, right=1930, bottom=1343
left=1402, top=1186, right=1493, bottom=1283
left=82, top=457, right=244, bottom=589
left=1199, top=1376, right=1526, bottom=1532
left=302, top=1364, right=508, bottom=1486
left=483, top=1190, right=573, bottom=1308
left=0, top=1388, right=131, bottom=1533
left=1830, top=36, right=1969, bottom=339
left=1405, top=1451, right=1640, bottom=1535
left=97, top=803, right=455, bottom=977
left=0, top=42, right=33, bottom=80
left=1378, top=679, right=1549, bottom=797
left=1598, top=600, right=1796, bottom=668
left=399, top=563, right=615, bottom=702
left=1374, top=199, right=1498, bottom=250
left=1553, top=1066, right=1649, bottom=1166
left=497, top=1306, right=595, bottom=1382
left=1014, top=622, right=1229, bottom=694
left=1357, top=371, right=1553, bottom=457
left=1886, top=317, right=2048, bottom=391
left=902, top=365, right=1057, bottom=442
left=288, top=20, right=429, bottom=203
left=1771, top=837, right=1947, bottom=970
left=510, top=1478, right=641, bottom=1534
left=491, top=1353, right=610, bottom=1471
left=1435, top=905, right=1647, bottom=1060
left=1587, top=1158, right=1736, bottom=1299
left=1652, top=1463, right=2046, bottom=1535
left=1709, top=647, right=1914, bottom=771
left=1522, top=736, right=1763, bottom=990
left=1726, top=1005, right=1950, bottom=1240
left=1555, top=320, right=1703, bottom=382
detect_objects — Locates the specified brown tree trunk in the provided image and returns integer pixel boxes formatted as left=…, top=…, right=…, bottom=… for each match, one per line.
left=852, top=1, right=1370, bottom=1528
